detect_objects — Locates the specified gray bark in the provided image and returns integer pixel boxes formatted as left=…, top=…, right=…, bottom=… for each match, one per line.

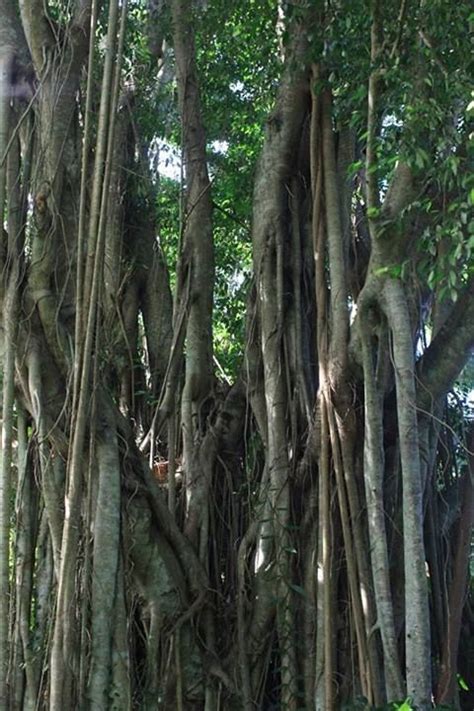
left=383, top=278, right=431, bottom=709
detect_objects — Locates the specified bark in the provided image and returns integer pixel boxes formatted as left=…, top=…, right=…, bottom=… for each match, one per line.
left=11, top=409, right=36, bottom=709
left=383, top=278, right=431, bottom=709
left=88, top=412, right=122, bottom=707
left=250, top=15, right=311, bottom=708
left=359, top=286, right=404, bottom=702
left=170, top=0, right=214, bottom=547
left=436, top=423, right=474, bottom=704
left=417, top=278, right=474, bottom=410
left=321, top=89, right=349, bottom=380
left=51, top=1, right=120, bottom=704
left=0, top=131, right=21, bottom=707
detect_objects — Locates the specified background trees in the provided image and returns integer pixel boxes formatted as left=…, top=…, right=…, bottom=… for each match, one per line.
left=0, top=0, right=473, bottom=709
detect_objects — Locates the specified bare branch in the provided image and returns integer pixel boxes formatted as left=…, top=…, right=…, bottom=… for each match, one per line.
left=417, top=278, right=474, bottom=409
left=390, top=0, right=409, bottom=59
left=366, top=0, right=383, bottom=214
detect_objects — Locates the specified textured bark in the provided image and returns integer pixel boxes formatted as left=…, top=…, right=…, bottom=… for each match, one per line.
left=250, top=17, right=310, bottom=707
left=359, top=288, right=404, bottom=702
left=321, top=90, right=349, bottom=380
left=10, top=409, right=35, bottom=709
left=50, top=0, right=119, bottom=701
left=436, top=424, right=474, bottom=705
left=383, top=278, right=431, bottom=709
left=417, top=278, right=474, bottom=410
left=0, top=263, right=17, bottom=707
left=88, top=414, right=122, bottom=707
left=0, top=130, right=21, bottom=706
left=170, top=0, right=214, bottom=551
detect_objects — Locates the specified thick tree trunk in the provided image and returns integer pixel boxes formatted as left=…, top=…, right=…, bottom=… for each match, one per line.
left=383, top=278, right=431, bottom=709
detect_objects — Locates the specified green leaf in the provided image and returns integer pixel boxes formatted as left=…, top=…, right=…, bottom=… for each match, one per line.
left=367, top=206, right=380, bottom=218
left=395, top=700, right=413, bottom=711
left=374, top=264, right=402, bottom=278
left=415, top=147, right=429, bottom=169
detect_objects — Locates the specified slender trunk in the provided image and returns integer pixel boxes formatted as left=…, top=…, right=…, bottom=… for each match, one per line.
left=88, top=412, right=122, bottom=707
left=0, top=127, right=21, bottom=708
left=321, top=90, right=348, bottom=377
left=11, top=409, right=37, bottom=708
left=383, top=278, right=431, bottom=709
left=359, top=287, right=404, bottom=702
left=170, top=0, right=214, bottom=545
left=50, top=1, right=122, bottom=702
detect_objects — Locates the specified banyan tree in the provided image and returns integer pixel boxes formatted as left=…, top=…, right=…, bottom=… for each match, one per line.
left=0, top=0, right=472, bottom=709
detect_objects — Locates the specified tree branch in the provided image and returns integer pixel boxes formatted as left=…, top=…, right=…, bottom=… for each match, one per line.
left=381, top=160, right=414, bottom=219
left=18, top=0, right=55, bottom=72
left=70, top=0, right=94, bottom=58
left=366, top=0, right=383, bottom=214
left=390, top=0, right=408, bottom=59
left=321, top=89, right=349, bottom=376
left=416, top=278, right=474, bottom=409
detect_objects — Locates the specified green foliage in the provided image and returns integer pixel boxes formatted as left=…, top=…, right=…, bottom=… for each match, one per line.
left=119, top=0, right=473, bottom=381
left=115, top=0, right=282, bottom=381
left=415, top=184, right=473, bottom=302
left=156, top=176, right=181, bottom=287
left=194, top=0, right=280, bottom=375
